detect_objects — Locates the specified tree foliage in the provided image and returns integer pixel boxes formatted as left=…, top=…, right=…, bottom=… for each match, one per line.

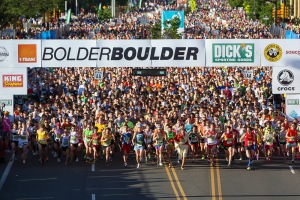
left=163, top=17, right=182, bottom=39
left=149, top=20, right=162, bottom=39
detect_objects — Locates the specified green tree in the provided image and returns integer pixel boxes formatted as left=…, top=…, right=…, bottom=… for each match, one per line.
left=189, top=0, right=197, bottom=12
left=163, top=17, right=182, bottom=39
left=149, top=20, right=162, bottom=39
left=228, top=0, right=244, bottom=8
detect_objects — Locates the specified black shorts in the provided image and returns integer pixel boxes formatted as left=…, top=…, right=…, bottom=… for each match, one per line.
left=11, top=141, right=19, bottom=146
left=61, top=146, right=69, bottom=151
left=71, top=143, right=78, bottom=148
left=280, top=142, right=287, bottom=145
left=223, top=146, right=232, bottom=151
left=30, top=134, right=36, bottom=139
left=245, top=145, right=254, bottom=151
left=39, top=143, right=47, bottom=149
left=200, top=138, right=205, bottom=143
left=236, top=142, right=242, bottom=147
left=110, top=139, right=115, bottom=145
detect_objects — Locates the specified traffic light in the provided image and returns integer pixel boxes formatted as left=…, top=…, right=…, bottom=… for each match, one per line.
left=272, top=7, right=275, bottom=18
left=280, top=3, right=285, bottom=18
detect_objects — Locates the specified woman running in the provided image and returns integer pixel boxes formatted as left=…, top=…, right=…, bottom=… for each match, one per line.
left=70, top=125, right=79, bottom=162
left=101, top=128, right=113, bottom=166
left=240, top=126, right=256, bottom=170
left=220, top=126, right=234, bottom=166
left=144, top=125, right=153, bottom=163
left=189, top=125, right=199, bottom=163
left=205, top=123, right=218, bottom=167
left=279, top=126, right=287, bottom=160
left=36, top=125, right=49, bottom=164
left=91, top=127, right=101, bottom=163
left=10, top=123, right=19, bottom=161
left=18, top=123, right=29, bottom=164
left=52, top=122, right=63, bottom=162
left=132, top=124, right=147, bottom=168
left=83, top=123, right=93, bottom=162
left=60, top=129, right=70, bottom=165
left=174, top=127, right=189, bottom=170
left=153, top=125, right=166, bottom=166
left=286, top=123, right=297, bottom=163
left=121, top=125, right=132, bottom=167
left=166, top=125, right=175, bottom=167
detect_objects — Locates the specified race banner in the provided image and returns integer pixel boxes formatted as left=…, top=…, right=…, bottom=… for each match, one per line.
left=205, top=39, right=261, bottom=67
left=272, top=66, right=300, bottom=94
left=161, top=10, right=184, bottom=33
left=243, top=70, right=253, bottom=79
left=0, top=40, right=41, bottom=67
left=0, top=94, right=14, bottom=122
left=0, top=68, right=27, bottom=95
left=285, top=94, right=300, bottom=121
left=96, top=40, right=151, bottom=67
left=260, top=39, right=300, bottom=67
left=42, top=40, right=97, bottom=67
left=150, top=39, right=205, bottom=67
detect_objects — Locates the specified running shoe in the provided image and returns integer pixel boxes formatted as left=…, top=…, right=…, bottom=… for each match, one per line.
left=159, top=162, right=163, bottom=166
left=247, top=166, right=251, bottom=170
left=287, top=152, right=290, bottom=157
left=137, top=164, right=140, bottom=168
left=22, top=160, right=26, bottom=164
left=57, top=158, right=61, bottom=162
left=181, top=166, right=184, bottom=170
left=201, top=155, right=205, bottom=160
left=124, top=162, right=127, bottom=167
left=239, top=157, right=243, bottom=161
left=76, top=158, right=79, bottom=162
left=291, top=160, right=295, bottom=164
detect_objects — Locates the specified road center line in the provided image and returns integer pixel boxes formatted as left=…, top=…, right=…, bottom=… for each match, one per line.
left=210, top=165, right=216, bottom=200
left=92, top=194, right=95, bottom=200
left=0, top=156, right=14, bottom=191
left=92, top=163, right=95, bottom=172
left=164, top=165, right=180, bottom=200
left=289, top=166, right=295, bottom=174
left=171, top=168, right=187, bottom=200
left=216, top=159, right=223, bottom=200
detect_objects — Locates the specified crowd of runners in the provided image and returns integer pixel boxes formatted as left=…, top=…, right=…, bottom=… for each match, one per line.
left=1, top=0, right=300, bottom=171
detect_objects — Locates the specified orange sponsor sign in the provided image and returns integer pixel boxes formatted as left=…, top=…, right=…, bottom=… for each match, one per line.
left=3, top=74, right=23, bottom=87
left=18, top=44, right=37, bottom=63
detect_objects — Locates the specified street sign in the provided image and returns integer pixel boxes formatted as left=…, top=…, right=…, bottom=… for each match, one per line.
left=94, top=71, right=103, bottom=80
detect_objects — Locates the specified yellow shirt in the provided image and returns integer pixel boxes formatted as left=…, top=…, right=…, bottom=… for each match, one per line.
left=37, top=130, right=48, bottom=144
left=95, top=123, right=106, bottom=133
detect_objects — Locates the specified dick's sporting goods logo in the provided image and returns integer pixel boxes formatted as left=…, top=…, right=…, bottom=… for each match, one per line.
left=277, top=69, right=294, bottom=86
left=212, top=43, right=254, bottom=63
left=264, top=43, right=282, bottom=62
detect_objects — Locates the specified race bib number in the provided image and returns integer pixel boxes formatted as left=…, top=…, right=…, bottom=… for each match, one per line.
left=247, top=141, right=253, bottom=146
left=227, top=138, right=232, bottom=144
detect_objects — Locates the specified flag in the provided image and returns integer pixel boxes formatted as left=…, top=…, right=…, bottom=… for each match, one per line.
left=98, top=3, right=102, bottom=11
left=66, top=9, right=71, bottom=24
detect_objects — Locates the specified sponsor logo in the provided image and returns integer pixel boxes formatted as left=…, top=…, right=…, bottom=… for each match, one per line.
left=277, top=69, right=294, bottom=86
left=286, top=50, right=300, bottom=56
left=0, top=99, right=12, bottom=106
left=0, top=46, right=9, bottom=61
left=287, top=99, right=299, bottom=105
left=18, top=44, right=37, bottom=63
left=212, top=43, right=254, bottom=63
left=264, top=43, right=282, bottom=62
left=2, top=75, right=23, bottom=87
left=42, top=47, right=199, bottom=61
left=289, top=110, right=298, bottom=119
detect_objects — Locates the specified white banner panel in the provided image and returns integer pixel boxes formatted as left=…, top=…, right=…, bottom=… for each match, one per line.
left=260, top=39, right=300, bottom=67
left=286, top=94, right=300, bottom=121
left=0, top=94, right=14, bottom=122
left=0, top=40, right=41, bottom=67
left=272, top=66, right=300, bottom=94
left=150, top=40, right=205, bottom=67
left=42, top=40, right=97, bottom=67
left=0, top=68, right=27, bottom=95
left=205, top=39, right=261, bottom=66
left=96, top=40, right=151, bottom=67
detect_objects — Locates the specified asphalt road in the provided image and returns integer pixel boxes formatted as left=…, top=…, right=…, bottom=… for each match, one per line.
left=0, top=150, right=300, bottom=200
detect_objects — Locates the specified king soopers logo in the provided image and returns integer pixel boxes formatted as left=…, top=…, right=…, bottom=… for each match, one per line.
left=0, top=46, right=9, bottom=61
left=277, top=69, right=294, bottom=86
left=264, top=43, right=282, bottom=62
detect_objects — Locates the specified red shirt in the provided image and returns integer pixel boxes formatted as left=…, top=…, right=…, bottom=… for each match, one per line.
left=223, top=132, right=234, bottom=147
left=244, top=132, right=255, bottom=147
left=287, top=128, right=297, bottom=143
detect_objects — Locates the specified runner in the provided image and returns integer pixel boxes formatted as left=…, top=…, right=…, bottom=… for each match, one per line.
left=198, top=120, right=208, bottom=160
left=263, top=127, right=275, bottom=161
left=279, top=126, right=287, bottom=160
left=91, top=127, right=101, bottom=163
left=220, top=126, right=234, bottom=166
left=52, top=122, right=63, bottom=162
left=153, top=125, right=166, bottom=166
left=174, top=127, right=189, bottom=170
left=60, top=129, right=70, bottom=165
left=132, top=124, right=147, bottom=168
left=189, top=125, right=199, bottom=163
left=120, top=124, right=132, bottom=167
left=70, top=125, right=79, bottom=162
left=83, top=123, right=93, bottom=162
left=240, top=126, right=256, bottom=170
left=144, top=124, right=153, bottom=163
left=10, top=123, right=19, bottom=161
left=101, top=127, right=113, bottom=166
left=36, top=124, right=49, bottom=164
left=205, top=123, right=218, bottom=167
left=286, top=123, right=297, bottom=163
left=166, top=125, right=175, bottom=167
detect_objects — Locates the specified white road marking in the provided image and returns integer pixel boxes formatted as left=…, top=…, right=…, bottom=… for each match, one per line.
left=92, top=194, right=96, bottom=200
left=92, top=163, right=95, bottom=172
left=17, top=178, right=57, bottom=182
left=16, top=197, right=53, bottom=200
left=0, top=155, right=14, bottom=191
left=289, top=166, right=295, bottom=174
